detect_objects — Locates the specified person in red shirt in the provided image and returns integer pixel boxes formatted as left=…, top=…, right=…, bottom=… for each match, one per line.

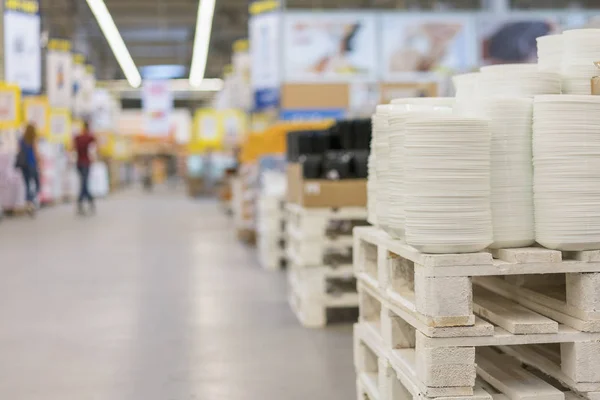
left=74, top=121, right=97, bottom=215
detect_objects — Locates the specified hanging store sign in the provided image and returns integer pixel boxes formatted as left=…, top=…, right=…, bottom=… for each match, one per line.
left=46, top=39, right=73, bottom=109
left=249, top=9, right=281, bottom=110
left=142, top=80, right=173, bottom=137
left=3, top=0, right=41, bottom=94
left=23, top=95, right=49, bottom=136
left=0, top=82, right=21, bottom=129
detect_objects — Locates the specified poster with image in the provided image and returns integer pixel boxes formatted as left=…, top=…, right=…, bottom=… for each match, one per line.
left=0, top=83, right=21, bottom=129
left=142, top=80, right=173, bottom=137
left=24, top=96, right=49, bottom=135
left=72, top=55, right=85, bottom=118
left=478, top=15, right=560, bottom=65
left=49, top=109, right=71, bottom=142
left=47, top=39, right=73, bottom=109
left=283, top=12, right=378, bottom=82
left=381, top=14, right=478, bottom=80
left=250, top=11, right=281, bottom=109
left=3, top=0, right=41, bottom=93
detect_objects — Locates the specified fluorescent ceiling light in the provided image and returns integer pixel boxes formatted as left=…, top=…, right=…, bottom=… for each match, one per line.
left=85, top=0, right=142, bottom=88
left=189, top=0, right=216, bottom=87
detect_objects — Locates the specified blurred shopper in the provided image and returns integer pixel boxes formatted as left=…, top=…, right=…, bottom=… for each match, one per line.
left=74, top=121, right=96, bottom=215
left=15, top=123, right=40, bottom=216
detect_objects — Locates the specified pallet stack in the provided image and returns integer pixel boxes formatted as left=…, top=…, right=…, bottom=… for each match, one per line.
left=354, top=226, right=600, bottom=400
left=257, top=194, right=286, bottom=271
left=287, top=204, right=368, bottom=327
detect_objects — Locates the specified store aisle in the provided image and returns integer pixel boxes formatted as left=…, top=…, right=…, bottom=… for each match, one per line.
left=0, top=190, right=355, bottom=400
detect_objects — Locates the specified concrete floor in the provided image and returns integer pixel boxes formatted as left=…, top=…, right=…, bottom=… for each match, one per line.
left=0, top=190, right=355, bottom=400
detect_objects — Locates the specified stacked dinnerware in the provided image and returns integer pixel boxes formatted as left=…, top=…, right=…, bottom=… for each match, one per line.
left=391, top=97, right=455, bottom=107
left=533, top=95, right=600, bottom=251
left=386, top=103, right=452, bottom=239
left=367, top=125, right=378, bottom=226
left=478, top=98, right=535, bottom=248
left=477, top=65, right=561, bottom=97
left=453, top=72, right=480, bottom=116
left=562, top=29, right=600, bottom=95
left=537, top=34, right=563, bottom=72
left=404, top=115, right=493, bottom=254
left=373, top=105, right=392, bottom=232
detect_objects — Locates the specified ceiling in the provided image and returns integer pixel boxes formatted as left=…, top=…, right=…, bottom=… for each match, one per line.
left=40, top=0, right=249, bottom=81
left=39, top=0, right=597, bottom=83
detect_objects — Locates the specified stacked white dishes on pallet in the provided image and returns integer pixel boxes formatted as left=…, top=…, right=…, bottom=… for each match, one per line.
left=386, top=103, right=452, bottom=239
left=562, top=29, right=600, bottom=95
left=373, top=105, right=392, bottom=232
left=477, top=64, right=561, bottom=97
left=537, top=34, right=563, bottom=72
left=533, top=95, right=600, bottom=251
left=367, top=125, right=377, bottom=226
left=453, top=72, right=480, bottom=116
left=390, top=97, right=455, bottom=107
left=404, top=115, right=493, bottom=254
left=478, top=98, right=535, bottom=248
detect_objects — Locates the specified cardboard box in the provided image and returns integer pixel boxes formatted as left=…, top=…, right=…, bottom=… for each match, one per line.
left=286, top=163, right=367, bottom=208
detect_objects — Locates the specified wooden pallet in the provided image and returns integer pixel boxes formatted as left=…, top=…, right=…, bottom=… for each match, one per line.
left=355, top=322, right=596, bottom=400
left=354, top=226, right=600, bottom=331
left=288, top=266, right=358, bottom=328
left=289, top=289, right=358, bottom=329
left=286, top=203, right=368, bottom=239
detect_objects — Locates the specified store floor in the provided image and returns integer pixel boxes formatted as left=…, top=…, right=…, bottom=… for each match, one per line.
left=0, top=189, right=355, bottom=400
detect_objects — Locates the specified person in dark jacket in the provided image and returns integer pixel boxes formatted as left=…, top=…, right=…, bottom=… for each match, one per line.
left=73, top=121, right=97, bottom=215
left=18, top=124, right=40, bottom=215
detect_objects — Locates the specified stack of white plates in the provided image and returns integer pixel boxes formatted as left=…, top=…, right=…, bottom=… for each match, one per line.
left=404, top=115, right=493, bottom=254
left=477, top=66, right=561, bottom=97
left=373, top=105, right=392, bottom=232
left=386, top=103, right=452, bottom=239
left=453, top=72, right=481, bottom=116
left=533, top=95, right=600, bottom=251
left=537, top=34, right=563, bottom=72
left=367, top=124, right=378, bottom=226
left=562, top=29, right=600, bottom=95
left=478, top=97, right=535, bottom=248
left=391, top=97, right=455, bottom=107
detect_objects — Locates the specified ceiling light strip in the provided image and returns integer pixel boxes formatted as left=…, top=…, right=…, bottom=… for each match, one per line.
left=85, top=0, right=142, bottom=88
left=189, top=0, right=217, bottom=87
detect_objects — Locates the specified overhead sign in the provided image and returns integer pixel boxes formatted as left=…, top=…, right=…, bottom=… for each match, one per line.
left=3, top=0, right=41, bottom=93
left=72, top=54, right=86, bottom=118
left=142, top=80, right=173, bottom=137
left=46, top=39, right=73, bottom=109
left=250, top=10, right=281, bottom=110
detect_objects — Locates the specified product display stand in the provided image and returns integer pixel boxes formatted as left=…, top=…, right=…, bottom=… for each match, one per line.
left=257, top=195, right=286, bottom=271
left=353, top=225, right=600, bottom=400
left=287, top=203, right=368, bottom=328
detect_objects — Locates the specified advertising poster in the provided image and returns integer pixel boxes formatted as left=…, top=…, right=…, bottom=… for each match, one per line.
left=80, top=65, right=96, bottom=117
left=46, top=39, right=73, bottom=109
left=23, top=96, right=49, bottom=136
left=381, top=14, right=478, bottom=80
left=92, top=89, right=116, bottom=133
left=3, top=0, right=41, bottom=94
left=49, top=109, right=71, bottom=143
left=249, top=10, right=281, bottom=110
left=0, top=83, right=21, bottom=129
left=478, top=15, right=559, bottom=65
left=282, top=12, right=378, bottom=82
left=193, top=109, right=223, bottom=151
left=221, top=109, right=247, bottom=147
left=142, top=80, right=173, bottom=137
left=72, top=54, right=86, bottom=118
